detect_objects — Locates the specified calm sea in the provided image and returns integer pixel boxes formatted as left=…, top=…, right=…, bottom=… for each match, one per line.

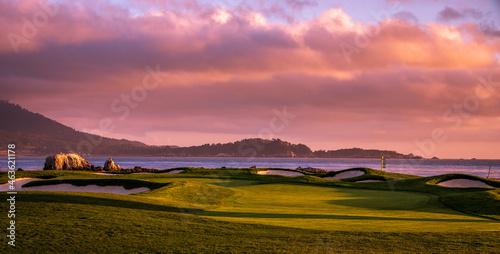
left=0, top=157, right=499, bottom=178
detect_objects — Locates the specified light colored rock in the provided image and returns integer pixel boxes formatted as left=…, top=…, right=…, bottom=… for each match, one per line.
left=103, top=158, right=121, bottom=171
left=43, top=153, right=93, bottom=170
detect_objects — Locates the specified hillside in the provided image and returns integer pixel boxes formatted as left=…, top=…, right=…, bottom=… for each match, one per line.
left=313, top=148, right=419, bottom=159
left=0, top=101, right=416, bottom=158
left=0, top=101, right=160, bottom=156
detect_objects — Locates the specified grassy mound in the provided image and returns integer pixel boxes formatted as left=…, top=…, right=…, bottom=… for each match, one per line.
left=139, top=181, right=235, bottom=208
left=426, top=174, right=500, bottom=188
left=322, top=167, right=421, bottom=181
left=440, top=189, right=500, bottom=220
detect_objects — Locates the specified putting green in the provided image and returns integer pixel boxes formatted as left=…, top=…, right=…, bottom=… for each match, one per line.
left=196, top=181, right=499, bottom=232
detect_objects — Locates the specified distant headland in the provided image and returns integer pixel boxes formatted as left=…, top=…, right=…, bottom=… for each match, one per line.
left=0, top=101, right=420, bottom=159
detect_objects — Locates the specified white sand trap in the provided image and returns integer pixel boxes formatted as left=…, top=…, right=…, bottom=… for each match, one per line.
left=0, top=178, right=149, bottom=194
left=0, top=178, right=43, bottom=191
left=94, top=173, right=123, bottom=176
left=356, top=180, right=383, bottom=183
left=18, top=184, right=150, bottom=194
left=438, top=179, right=495, bottom=188
left=257, top=170, right=304, bottom=176
left=165, top=170, right=184, bottom=174
left=324, top=170, right=365, bottom=180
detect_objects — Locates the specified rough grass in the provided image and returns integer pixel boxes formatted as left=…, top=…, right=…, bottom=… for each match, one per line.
left=0, top=168, right=499, bottom=253
left=1, top=191, right=499, bottom=253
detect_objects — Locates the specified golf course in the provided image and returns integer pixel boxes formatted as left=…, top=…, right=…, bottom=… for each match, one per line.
left=1, top=167, right=499, bottom=253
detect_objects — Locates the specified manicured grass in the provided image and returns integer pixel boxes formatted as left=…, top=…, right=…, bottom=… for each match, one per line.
left=138, top=181, right=235, bottom=208
left=1, top=191, right=499, bottom=253
left=200, top=182, right=499, bottom=232
left=0, top=168, right=499, bottom=253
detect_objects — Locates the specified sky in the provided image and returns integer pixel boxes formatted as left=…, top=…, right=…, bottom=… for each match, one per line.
left=1, top=0, right=500, bottom=159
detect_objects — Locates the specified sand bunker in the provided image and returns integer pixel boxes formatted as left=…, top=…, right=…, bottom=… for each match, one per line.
left=21, top=184, right=149, bottom=194
left=0, top=178, right=43, bottom=191
left=164, top=170, right=184, bottom=174
left=257, top=170, right=304, bottom=176
left=438, top=179, right=495, bottom=188
left=0, top=178, right=149, bottom=194
left=356, top=180, right=384, bottom=183
left=94, top=173, right=123, bottom=176
left=324, top=170, right=365, bottom=180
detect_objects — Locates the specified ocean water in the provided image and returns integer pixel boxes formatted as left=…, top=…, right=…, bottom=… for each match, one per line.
left=1, top=156, right=499, bottom=178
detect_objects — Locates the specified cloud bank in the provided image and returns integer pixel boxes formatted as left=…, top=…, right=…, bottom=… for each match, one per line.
left=1, top=0, right=499, bottom=158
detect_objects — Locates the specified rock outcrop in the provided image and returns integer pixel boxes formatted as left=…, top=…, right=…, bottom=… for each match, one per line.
left=103, top=158, right=121, bottom=171
left=43, top=153, right=93, bottom=170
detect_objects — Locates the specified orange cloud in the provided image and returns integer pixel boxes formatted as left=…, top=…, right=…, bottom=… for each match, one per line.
left=1, top=0, right=499, bottom=158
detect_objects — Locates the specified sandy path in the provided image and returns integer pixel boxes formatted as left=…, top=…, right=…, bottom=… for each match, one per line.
left=257, top=170, right=304, bottom=176
left=324, top=170, right=365, bottom=179
left=438, top=179, right=495, bottom=188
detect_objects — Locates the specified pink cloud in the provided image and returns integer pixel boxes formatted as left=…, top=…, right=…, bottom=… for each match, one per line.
left=1, top=0, right=499, bottom=158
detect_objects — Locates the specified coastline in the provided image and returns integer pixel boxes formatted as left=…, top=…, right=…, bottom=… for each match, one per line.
left=0, top=157, right=498, bottom=179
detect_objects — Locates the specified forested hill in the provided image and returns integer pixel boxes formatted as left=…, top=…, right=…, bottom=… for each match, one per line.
left=0, top=101, right=417, bottom=158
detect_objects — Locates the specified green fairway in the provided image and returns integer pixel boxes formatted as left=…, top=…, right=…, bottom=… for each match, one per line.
left=1, top=169, right=499, bottom=253
left=199, top=182, right=499, bottom=232
left=1, top=191, right=499, bottom=253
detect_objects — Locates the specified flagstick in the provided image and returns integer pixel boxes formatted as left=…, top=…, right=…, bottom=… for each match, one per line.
left=381, top=156, right=384, bottom=171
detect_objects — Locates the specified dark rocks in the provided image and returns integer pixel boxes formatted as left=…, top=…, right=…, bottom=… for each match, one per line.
left=296, top=166, right=328, bottom=173
left=122, top=166, right=157, bottom=172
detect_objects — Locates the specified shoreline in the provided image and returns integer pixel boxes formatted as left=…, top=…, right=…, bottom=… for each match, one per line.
left=1, top=154, right=499, bottom=160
